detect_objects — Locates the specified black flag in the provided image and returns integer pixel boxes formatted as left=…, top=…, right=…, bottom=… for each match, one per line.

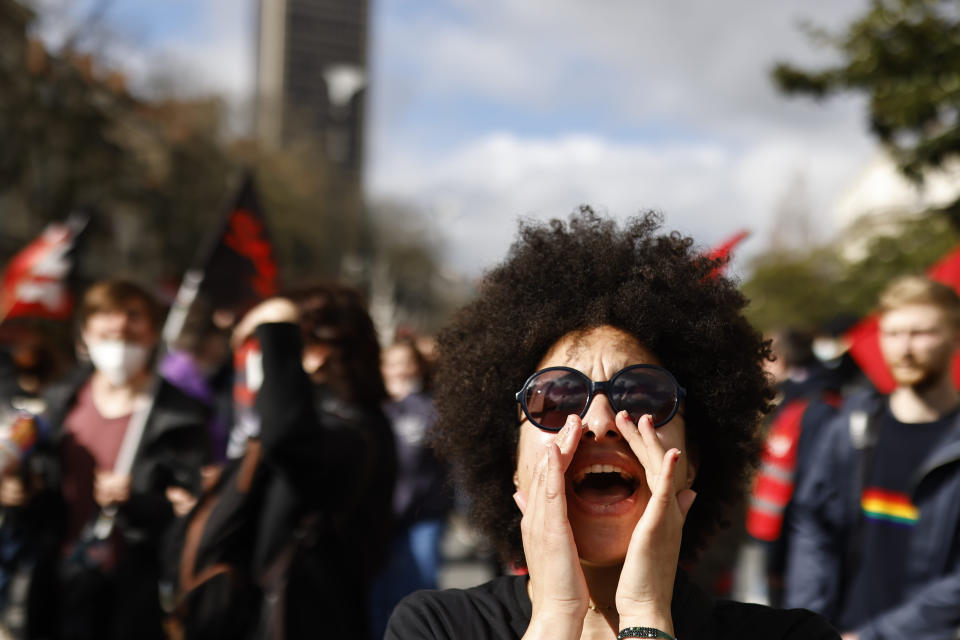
left=163, top=173, right=279, bottom=347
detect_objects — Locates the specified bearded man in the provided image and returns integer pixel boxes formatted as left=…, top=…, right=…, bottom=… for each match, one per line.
left=785, top=275, right=960, bottom=640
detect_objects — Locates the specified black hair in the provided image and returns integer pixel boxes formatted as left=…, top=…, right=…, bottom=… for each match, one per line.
left=769, top=328, right=816, bottom=370
left=431, top=208, right=773, bottom=566
left=286, top=282, right=387, bottom=406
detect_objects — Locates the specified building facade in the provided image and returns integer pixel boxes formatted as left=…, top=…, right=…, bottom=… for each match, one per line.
left=254, top=0, right=368, bottom=179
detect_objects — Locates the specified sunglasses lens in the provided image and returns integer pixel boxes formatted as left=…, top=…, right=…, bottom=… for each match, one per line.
left=523, top=369, right=589, bottom=430
left=611, top=368, right=678, bottom=426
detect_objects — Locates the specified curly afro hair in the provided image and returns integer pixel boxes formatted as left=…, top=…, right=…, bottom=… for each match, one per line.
left=432, top=208, right=773, bottom=567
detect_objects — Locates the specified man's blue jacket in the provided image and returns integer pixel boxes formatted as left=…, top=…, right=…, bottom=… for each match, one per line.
left=784, top=390, right=960, bottom=640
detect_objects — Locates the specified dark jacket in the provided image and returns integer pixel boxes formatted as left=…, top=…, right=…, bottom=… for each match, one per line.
left=385, top=391, right=453, bottom=529
left=27, top=366, right=211, bottom=640
left=169, top=322, right=396, bottom=639
left=0, top=348, right=20, bottom=409
left=784, top=390, right=960, bottom=640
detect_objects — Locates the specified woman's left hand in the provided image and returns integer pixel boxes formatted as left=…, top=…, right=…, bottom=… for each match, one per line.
left=614, top=412, right=696, bottom=633
left=231, top=297, right=300, bottom=348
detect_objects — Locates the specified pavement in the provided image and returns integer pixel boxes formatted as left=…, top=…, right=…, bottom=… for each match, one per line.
left=437, top=513, right=498, bottom=590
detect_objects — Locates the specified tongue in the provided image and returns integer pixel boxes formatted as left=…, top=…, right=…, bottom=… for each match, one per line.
left=575, top=474, right=635, bottom=503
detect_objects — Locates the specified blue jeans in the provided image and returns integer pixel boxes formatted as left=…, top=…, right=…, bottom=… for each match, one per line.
left=368, top=519, right=446, bottom=640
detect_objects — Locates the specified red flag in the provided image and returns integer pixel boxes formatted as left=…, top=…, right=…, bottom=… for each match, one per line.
left=705, top=230, right=750, bottom=279
left=928, top=245, right=960, bottom=286
left=846, top=245, right=960, bottom=392
left=846, top=316, right=896, bottom=393
left=0, top=215, right=87, bottom=324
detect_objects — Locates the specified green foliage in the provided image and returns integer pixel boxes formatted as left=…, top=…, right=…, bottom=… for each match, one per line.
left=247, top=140, right=338, bottom=282
left=757, top=1, right=960, bottom=331
left=773, top=0, right=960, bottom=189
left=0, top=18, right=237, bottom=285
left=742, top=212, right=960, bottom=331
left=742, top=247, right=846, bottom=331
left=835, top=211, right=960, bottom=309
left=0, top=6, right=453, bottom=332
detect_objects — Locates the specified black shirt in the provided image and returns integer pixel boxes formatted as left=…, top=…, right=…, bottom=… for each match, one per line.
left=386, top=573, right=839, bottom=639
left=839, top=406, right=956, bottom=630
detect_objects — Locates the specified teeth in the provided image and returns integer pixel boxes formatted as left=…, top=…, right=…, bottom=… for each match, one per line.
left=572, top=463, right=634, bottom=483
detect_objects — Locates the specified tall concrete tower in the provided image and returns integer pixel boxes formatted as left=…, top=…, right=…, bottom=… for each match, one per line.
left=254, top=0, right=368, bottom=179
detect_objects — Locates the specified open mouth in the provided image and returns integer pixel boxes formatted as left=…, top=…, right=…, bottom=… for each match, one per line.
left=571, top=464, right=638, bottom=503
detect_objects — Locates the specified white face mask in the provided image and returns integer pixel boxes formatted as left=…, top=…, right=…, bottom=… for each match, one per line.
left=812, top=337, right=848, bottom=363
left=87, top=340, right=152, bottom=386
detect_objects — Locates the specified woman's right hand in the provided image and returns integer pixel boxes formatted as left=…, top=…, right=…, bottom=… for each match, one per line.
left=515, top=415, right=587, bottom=640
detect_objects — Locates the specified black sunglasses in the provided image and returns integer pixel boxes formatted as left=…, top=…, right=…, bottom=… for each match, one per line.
left=515, top=364, right=686, bottom=432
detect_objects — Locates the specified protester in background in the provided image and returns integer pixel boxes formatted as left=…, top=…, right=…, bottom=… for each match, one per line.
left=0, top=321, right=72, bottom=637
left=387, top=211, right=837, bottom=640
left=414, top=334, right=439, bottom=383
left=0, top=350, right=43, bottom=637
left=169, top=283, right=396, bottom=639
left=737, top=328, right=840, bottom=605
left=21, top=279, right=211, bottom=640
left=0, top=320, right=71, bottom=413
left=0, top=350, right=18, bottom=412
left=811, top=315, right=869, bottom=397
left=786, top=275, right=960, bottom=639
left=369, top=338, right=453, bottom=640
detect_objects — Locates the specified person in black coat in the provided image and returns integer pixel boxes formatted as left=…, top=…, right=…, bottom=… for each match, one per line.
left=170, top=283, right=396, bottom=639
left=785, top=276, right=960, bottom=640
left=21, top=280, right=211, bottom=640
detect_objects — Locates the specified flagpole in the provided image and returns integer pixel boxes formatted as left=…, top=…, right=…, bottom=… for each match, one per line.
left=161, top=268, right=204, bottom=353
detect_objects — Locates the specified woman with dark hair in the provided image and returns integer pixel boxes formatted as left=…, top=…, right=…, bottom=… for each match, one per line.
left=168, top=282, right=396, bottom=639
left=386, top=210, right=838, bottom=640
left=369, top=338, right=454, bottom=639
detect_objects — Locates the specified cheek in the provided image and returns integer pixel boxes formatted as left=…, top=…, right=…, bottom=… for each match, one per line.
left=514, top=426, right=551, bottom=492
left=513, top=443, right=536, bottom=493
left=654, top=420, right=688, bottom=454
left=878, top=336, right=900, bottom=357
left=655, top=422, right=693, bottom=485
left=917, top=336, right=953, bottom=358
left=302, top=352, right=323, bottom=373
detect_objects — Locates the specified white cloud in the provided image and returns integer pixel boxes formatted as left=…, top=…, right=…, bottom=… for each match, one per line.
left=32, top=0, right=883, bottom=278
left=31, top=0, right=254, bottom=105
left=369, top=128, right=875, bottom=275
left=366, top=0, right=880, bottom=275
left=369, top=0, right=870, bottom=138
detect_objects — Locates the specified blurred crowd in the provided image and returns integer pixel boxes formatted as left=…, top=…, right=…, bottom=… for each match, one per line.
left=0, top=278, right=460, bottom=640
left=708, top=276, right=960, bottom=640
left=1, top=263, right=959, bottom=639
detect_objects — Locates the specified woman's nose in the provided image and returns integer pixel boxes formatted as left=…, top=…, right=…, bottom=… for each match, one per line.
left=581, top=393, right=621, bottom=441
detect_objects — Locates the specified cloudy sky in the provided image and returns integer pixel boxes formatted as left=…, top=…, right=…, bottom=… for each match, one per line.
left=34, top=0, right=878, bottom=278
